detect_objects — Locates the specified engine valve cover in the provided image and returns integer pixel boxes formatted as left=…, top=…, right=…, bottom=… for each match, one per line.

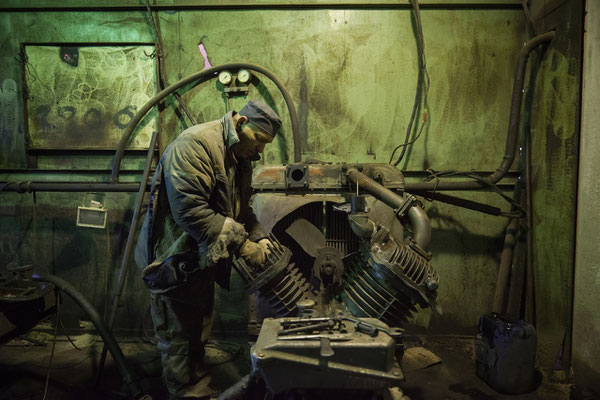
left=251, top=316, right=404, bottom=394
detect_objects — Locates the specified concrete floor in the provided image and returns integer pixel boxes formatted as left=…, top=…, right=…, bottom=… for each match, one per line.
left=0, top=329, right=572, bottom=400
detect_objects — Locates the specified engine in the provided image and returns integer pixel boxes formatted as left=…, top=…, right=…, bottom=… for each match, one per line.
left=230, top=162, right=441, bottom=398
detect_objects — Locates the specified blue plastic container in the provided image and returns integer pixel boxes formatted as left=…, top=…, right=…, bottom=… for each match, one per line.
left=475, top=313, right=537, bottom=394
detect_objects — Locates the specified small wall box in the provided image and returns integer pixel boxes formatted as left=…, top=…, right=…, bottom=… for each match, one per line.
left=76, top=206, right=107, bottom=229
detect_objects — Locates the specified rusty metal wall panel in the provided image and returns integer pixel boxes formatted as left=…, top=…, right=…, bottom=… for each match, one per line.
left=23, top=44, right=157, bottom=150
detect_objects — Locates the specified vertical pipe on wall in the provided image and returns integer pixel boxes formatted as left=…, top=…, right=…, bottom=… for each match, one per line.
left=492, top=216, right=520, bottom=314
left=96, top=130, right=159, bottom=383
left=403, top=31, right=555, bottom=192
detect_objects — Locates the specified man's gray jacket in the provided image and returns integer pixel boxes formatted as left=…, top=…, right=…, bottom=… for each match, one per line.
left=135, top=111, right=266, bottom=292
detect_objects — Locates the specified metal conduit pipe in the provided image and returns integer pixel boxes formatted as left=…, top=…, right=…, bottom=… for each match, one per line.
left=32, top=273, right=143, bottom=398
left=110, top=62, right=301, bottom=183
left=0, top=182, right=142, bottom=192
left=346, top=168, right=431, bottom=249
left=492, top=216, right=520, bottom=314
left=403, top=31, right=555, bottom=192
left=96, top=130, right=159, bottom=381
left=409, top=204, right=432, bottom=250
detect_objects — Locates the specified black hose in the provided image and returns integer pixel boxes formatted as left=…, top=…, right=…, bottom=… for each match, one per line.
left=414, top=191, right=503, bottom=216
left=216, top=374, right=253, bottom=400
left=110, top=63, right=301, bottom=183
left=32, top=273, right=143, bottom=397
left=404, top=31, right=555, bottom=192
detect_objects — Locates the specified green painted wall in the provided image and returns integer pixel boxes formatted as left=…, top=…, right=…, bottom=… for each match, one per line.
left=527, top=0, right=582, bottom=373
left=0, top=4, right=533, bottom=335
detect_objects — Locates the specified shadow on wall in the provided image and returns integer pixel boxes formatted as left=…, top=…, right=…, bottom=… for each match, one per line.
left=426, top=206, right=504, bottom=256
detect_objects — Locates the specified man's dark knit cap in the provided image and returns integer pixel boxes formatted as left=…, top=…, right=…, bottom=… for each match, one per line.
left=239, top=100, right=281, bottom=137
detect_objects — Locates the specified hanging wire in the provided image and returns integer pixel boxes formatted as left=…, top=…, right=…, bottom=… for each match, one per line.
left=41, top=292, right=60, bottom=400
left=389, top=0, right=430, bottom=167
left=144, top=0, right=197, bottom=126
left=104, top=222, right=111, bottom=321
left=522, top=0, right=537, bottom=36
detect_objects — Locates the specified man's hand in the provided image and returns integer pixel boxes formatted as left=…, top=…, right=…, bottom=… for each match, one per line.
left=205, top=217, right=248, bottom=265
left=239, top=239, right=269, bottom=267
left=258, top=238, right=272, bottom=259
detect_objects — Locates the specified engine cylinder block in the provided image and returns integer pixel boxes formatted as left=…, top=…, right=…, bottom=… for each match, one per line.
left=342, top=229, right=440, bottom=325
left=233, top=236, right=311, bottom=317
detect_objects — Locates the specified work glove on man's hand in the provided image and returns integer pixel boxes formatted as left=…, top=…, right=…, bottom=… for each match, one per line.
left=258, top=238, right=272, bottom=259
left=206, top=217, right=248, bottom=265
left=239, top=239, right=269, bottom=267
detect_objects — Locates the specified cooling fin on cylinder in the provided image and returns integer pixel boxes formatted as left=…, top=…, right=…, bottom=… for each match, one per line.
left=342, top=226, right=441, bottom=325
left=237, top=198, right=441, bottom=327
left=233, top=235, right=311, bottom=317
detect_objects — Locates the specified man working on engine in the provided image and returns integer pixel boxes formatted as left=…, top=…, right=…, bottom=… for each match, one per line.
left=135, top=100, right=281, bottom=399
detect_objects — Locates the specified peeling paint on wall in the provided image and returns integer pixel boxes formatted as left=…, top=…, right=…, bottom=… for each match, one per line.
left=197, top=41, right=212, bottom=70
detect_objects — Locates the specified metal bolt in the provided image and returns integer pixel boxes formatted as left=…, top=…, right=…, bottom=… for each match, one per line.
left=425, top=277, right=438, bottom=291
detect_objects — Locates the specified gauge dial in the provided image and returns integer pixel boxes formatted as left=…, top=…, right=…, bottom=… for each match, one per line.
left=218, top=70, right=232, bottom=85
left=237, top=69, right=251, bottom=84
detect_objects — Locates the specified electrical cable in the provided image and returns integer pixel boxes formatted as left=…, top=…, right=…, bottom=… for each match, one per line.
left=41, top=291, right=60, bottom=400
left=389, top=0, right=430, bottom=167
left=522, top=0, right=537, bottom=36
left=422, top=169, right=526, bottom=216
left=58, top=317, right=81, bottom=351
left=97, top=131, right=158, bottom=383
left=144, top=0, right=196, bottom=126
left=32, top=273, right=143, bottom=397
left=103, top=222, right=111, bottom=321
left=58, top=221, right=113, bottom=351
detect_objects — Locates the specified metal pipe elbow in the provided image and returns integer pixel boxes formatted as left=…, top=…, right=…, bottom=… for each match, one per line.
left=346, top=168, right=431, bottom=250
left=407, top=204, right=431, bottom=250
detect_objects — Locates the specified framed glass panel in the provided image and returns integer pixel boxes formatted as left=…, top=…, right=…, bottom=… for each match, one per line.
left=22, top=43, right=157, bottom=150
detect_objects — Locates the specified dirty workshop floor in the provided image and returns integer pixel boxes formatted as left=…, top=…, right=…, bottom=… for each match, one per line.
left=0, top=329, right=572, bottom=400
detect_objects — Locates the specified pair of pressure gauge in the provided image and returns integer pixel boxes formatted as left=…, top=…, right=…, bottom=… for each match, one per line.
left=218, top=69, right=252, bottom=85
